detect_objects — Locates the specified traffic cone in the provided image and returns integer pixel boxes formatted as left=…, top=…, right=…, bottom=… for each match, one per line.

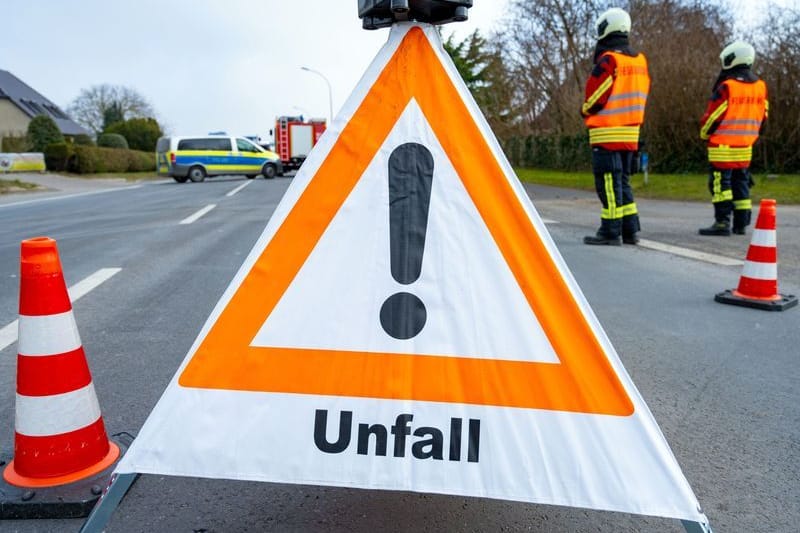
left=3, top=237, right=119, bottom=489
left=715, top=199, right=798, bottom=311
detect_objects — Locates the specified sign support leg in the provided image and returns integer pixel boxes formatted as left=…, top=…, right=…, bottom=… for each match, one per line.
left=79, top=472, right=138, bottom=533
left=681, top=517, right=713, bottom=533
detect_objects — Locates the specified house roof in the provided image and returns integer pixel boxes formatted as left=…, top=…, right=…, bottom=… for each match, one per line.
left=0, top=69, right=88, bottom=136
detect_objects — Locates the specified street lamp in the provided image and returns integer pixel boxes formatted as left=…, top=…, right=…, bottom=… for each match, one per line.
left=300, top=66, right=333, bottom=124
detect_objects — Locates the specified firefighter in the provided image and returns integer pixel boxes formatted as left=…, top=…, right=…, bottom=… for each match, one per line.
left=698, top=41, right=768, bottom=236
left=581, top=7, right=650, bottom=245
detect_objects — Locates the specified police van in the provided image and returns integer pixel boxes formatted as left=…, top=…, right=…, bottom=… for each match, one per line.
left=155, top=135, right=283, bottom=182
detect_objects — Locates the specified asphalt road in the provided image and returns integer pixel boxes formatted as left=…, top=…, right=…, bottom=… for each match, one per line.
left=0, top=174, right=798, bottom=532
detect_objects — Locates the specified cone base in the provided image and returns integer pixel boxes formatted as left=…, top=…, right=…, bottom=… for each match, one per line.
left=0, top=433, right=131, bottom=519
left=3, top=441, right=119, bottom=489
left=715, top=289, right=798, bottom=311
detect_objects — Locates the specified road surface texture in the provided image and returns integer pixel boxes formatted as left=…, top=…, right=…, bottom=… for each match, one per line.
left=0, top=174, right=797, bottom=532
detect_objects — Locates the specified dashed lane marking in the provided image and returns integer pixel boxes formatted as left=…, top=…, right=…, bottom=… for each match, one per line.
left=180, top=204, right=216, bottom=225
left=226, top=181, right=252, bottom=197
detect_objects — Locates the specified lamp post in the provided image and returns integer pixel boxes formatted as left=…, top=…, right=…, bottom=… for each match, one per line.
left=300, top=66, right=333, bottom=124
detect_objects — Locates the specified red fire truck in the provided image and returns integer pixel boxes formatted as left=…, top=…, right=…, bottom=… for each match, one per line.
left=272, top=116, right=327, bottom=172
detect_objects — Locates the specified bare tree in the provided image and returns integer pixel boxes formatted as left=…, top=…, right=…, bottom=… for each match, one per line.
left=67, top=84, right=156, bottom=136
left=751, top=4, right=800, bottom=172
left=630, top=0, right=731, bottom=171
left=494, top=0, right=736, bottom=171
left=499, top=0, right=601, bottom=136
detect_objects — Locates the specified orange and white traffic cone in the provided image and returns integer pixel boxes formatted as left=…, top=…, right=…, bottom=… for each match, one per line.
left=715, top=199, right=798, bottom=311
left=3, top=237, right=120, bottom=489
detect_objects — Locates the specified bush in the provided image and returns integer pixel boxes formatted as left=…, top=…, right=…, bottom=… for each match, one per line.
left=73, top=134, right=95, bottom=146
left=126, top=150, right=154, bottom=172
left=97, top=133, right=128, bottom=149
left=44, top=142, right=74, bottom=171
left=68, top=145, right=155, bottom=174
left=1, top=134, right=32, bottom=153
left=105, top=117, right=162, bottom=152
left=27, top=115, right=64, bottom=152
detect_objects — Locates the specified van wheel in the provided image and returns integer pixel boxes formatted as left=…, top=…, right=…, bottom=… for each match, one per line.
left=173, top=176, right=188, bottom=183
left=188, top=166, right=206, bottom=182
left=261, top=163, right=277, bottom=179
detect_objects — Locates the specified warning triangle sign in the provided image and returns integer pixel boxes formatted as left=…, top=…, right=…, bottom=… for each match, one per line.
left=177, top=24, right=630, bottom=415
left=117, top=24, right=707, bottom=526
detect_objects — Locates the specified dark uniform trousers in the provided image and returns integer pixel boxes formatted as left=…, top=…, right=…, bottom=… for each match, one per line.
left=592, top=147, right=640, bottom=238
left=708, top=166, right=753, bottom=230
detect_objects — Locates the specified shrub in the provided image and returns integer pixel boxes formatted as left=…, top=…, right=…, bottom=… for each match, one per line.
left=1, top=134, right=32, bottom=153
left=73, top=134, right=95, bottom=146
left=27, top=115, right=64, bottom=152
left=44, top=142, right=74, bottom=171
left=68, top=145, right=155, bottom=174
left=126, top=150, right=155, bottom=171
left=105, top=117, right=162, bottom=152
left=97, top=133, right=128, bottom=149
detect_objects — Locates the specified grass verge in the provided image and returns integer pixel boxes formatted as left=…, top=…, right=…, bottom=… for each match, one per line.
left=55, top=171, right=160, bottom=182
left=0, top=178, right=39, bottom=194
left=515, top=168, right=800, bottom=204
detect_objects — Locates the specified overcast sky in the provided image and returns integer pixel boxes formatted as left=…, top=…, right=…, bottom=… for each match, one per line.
left=3, top=1, right=792, bottom=142
left=2, top=1, right=507, bottom=141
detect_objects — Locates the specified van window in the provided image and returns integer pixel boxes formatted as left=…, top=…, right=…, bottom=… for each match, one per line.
left=210, top=138, right=232, bottom=151
left=178, top=138, right=232, bottom=151
left=236, top=138, right=262, bottom=153
left=156, top=137, right=170, bottom=153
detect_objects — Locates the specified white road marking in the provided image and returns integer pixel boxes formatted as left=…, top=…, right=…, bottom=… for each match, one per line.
left=637, top=239, right=744, bottom=266
left=0, top=267, right=121, bottom=351
left=180, top=204, right=216, bottom=225
left=0, top=185, right=142, bottom=209
left=541, top=218, right=558, bottom=224
left=226, top=181, right=252, bottom=197
left=68, top=267, right=122, bottom=301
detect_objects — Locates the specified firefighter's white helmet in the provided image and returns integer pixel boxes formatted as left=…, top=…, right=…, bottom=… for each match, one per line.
left=595, top=8, right=631, bottom=40
left=720, top=41, right=756, bottom=69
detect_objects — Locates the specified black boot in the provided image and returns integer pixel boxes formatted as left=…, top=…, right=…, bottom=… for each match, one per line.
left=584, top=233, right=622, bottom=246
left=622, top=233, right=639, bottom=245
left=732, top=226, right=746, bottom=235
left=698, top=222, right=731, bottom=236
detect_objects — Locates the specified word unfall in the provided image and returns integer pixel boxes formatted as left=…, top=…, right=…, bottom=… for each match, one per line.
left=314, top=410, right=481, bottom=462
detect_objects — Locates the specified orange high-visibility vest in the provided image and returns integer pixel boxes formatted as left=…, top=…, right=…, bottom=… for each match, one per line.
left=585, top=52, right=650, bottom=147
left=708, top=79, right=767, bottom=165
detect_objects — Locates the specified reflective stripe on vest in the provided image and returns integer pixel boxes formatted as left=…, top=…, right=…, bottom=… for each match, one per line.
left=709, top=79, right=767, bottom=150
left=585, top=52, right=650, bottom=147
left=589, top=125, right=641, bottom=145
left=708, top=145, right=753, bottom=163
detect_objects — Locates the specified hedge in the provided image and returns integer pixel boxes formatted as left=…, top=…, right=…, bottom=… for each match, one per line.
left=503, top=134, right=591, bottom=171
left=44, top=143, right=72, bottom=171
left=44, top=143, right=155, bottom=174
left=2, top=134, right=32, bottom=153
left=503, top=133, right=788, bottom=174
left=97, top=133, right=129, bottom=149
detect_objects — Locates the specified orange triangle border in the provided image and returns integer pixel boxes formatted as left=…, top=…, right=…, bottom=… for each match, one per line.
left=178, top=27, right=633, bottom=416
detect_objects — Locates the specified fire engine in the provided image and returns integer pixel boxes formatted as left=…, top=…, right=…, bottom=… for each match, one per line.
left=272, top=116, right=327, bottom=172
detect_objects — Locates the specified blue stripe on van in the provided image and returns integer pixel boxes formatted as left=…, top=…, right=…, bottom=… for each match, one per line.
left=174, top=155, right=270, bottom=166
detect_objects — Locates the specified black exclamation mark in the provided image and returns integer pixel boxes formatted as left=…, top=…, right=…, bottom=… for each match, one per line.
left=380, top=143, right=433, bottom=340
